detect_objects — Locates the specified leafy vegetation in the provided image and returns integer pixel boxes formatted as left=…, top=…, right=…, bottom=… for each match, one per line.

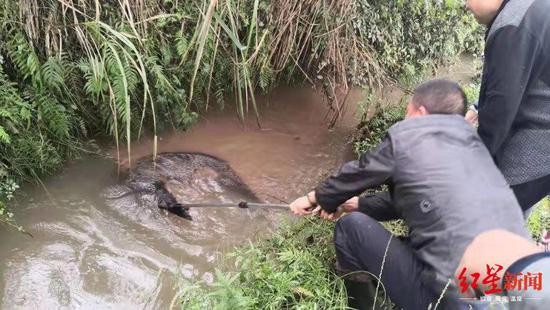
left=0, top=0, right=480, bottom=230
left=462, top=82, right=481, bottom=106
left=354, top=0, right=483, bottom=85
left=527, top=198, right=550, bottom=241
left=0, top=178, right=19, bottom=230
left=178, top=218, right=348, bottom=309
left=353, top=103, right=406, bottom=156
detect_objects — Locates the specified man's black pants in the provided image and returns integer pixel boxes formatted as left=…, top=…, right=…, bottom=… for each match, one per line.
left=511, top=174, right=550, bottom=212
left=334, top=212, right=468, bottom=309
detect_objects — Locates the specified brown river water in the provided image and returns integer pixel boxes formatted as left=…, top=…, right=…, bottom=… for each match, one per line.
left=0, top=58, right=474, bottom=309
left=0, top=88, right=362, bottom=309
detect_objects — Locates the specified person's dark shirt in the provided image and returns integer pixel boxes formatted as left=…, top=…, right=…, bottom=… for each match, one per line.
left=478, top=0, right=550, bottom=185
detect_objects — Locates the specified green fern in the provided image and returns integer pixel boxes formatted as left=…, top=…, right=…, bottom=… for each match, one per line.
left=0, top=126, right=10, bottom=144
left=41, top=57, right=66, bottom=93
left=4, top=32, right=43, bottom=87
left=176, top=32, right=191, bottom=59
left=35, top=93, right=70, bottom=140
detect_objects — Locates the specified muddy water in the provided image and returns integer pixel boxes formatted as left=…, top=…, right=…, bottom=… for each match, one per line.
left=0, top=54, right=477, bottom=309
left=119, top=88, right=362, bottom=202
left=0, top=88, right=363, bottom=309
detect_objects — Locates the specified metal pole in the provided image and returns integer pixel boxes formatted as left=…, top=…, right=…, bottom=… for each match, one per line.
left=178, top=201, right=289, bottom=210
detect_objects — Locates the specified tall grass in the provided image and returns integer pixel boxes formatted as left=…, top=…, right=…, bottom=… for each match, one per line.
left=0, top=1, right=480, bottom=228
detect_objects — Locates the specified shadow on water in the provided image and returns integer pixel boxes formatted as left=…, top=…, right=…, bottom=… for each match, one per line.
left=0, top=87, right=361, bottom=309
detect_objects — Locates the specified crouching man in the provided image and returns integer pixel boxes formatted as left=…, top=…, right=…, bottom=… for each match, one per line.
left=290, top=80, right=529, bottom=309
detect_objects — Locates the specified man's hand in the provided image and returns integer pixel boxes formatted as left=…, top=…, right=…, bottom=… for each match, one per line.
left=289, top=192, right=320, bottom=216
left=465, top=109, right=478, bottom=126
left=339, top=196, right=359, bottom=212
left=319, top=196, right=359, bottom=221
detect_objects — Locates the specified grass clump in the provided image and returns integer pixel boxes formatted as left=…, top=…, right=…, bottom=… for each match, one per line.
left=353, top=104, right=406, bottom=156
left=179, top=217, right=347, bottom=309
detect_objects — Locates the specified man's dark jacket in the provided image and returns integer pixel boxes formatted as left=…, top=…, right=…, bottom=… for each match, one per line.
left=478, top=0, right=550, bottom=185
left=315, top=115, right=528, bottom=286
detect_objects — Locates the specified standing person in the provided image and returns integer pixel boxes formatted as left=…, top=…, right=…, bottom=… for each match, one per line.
left=290, top=79, right=529, bottom=309
left=465, top=0, right=550, bottom=211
